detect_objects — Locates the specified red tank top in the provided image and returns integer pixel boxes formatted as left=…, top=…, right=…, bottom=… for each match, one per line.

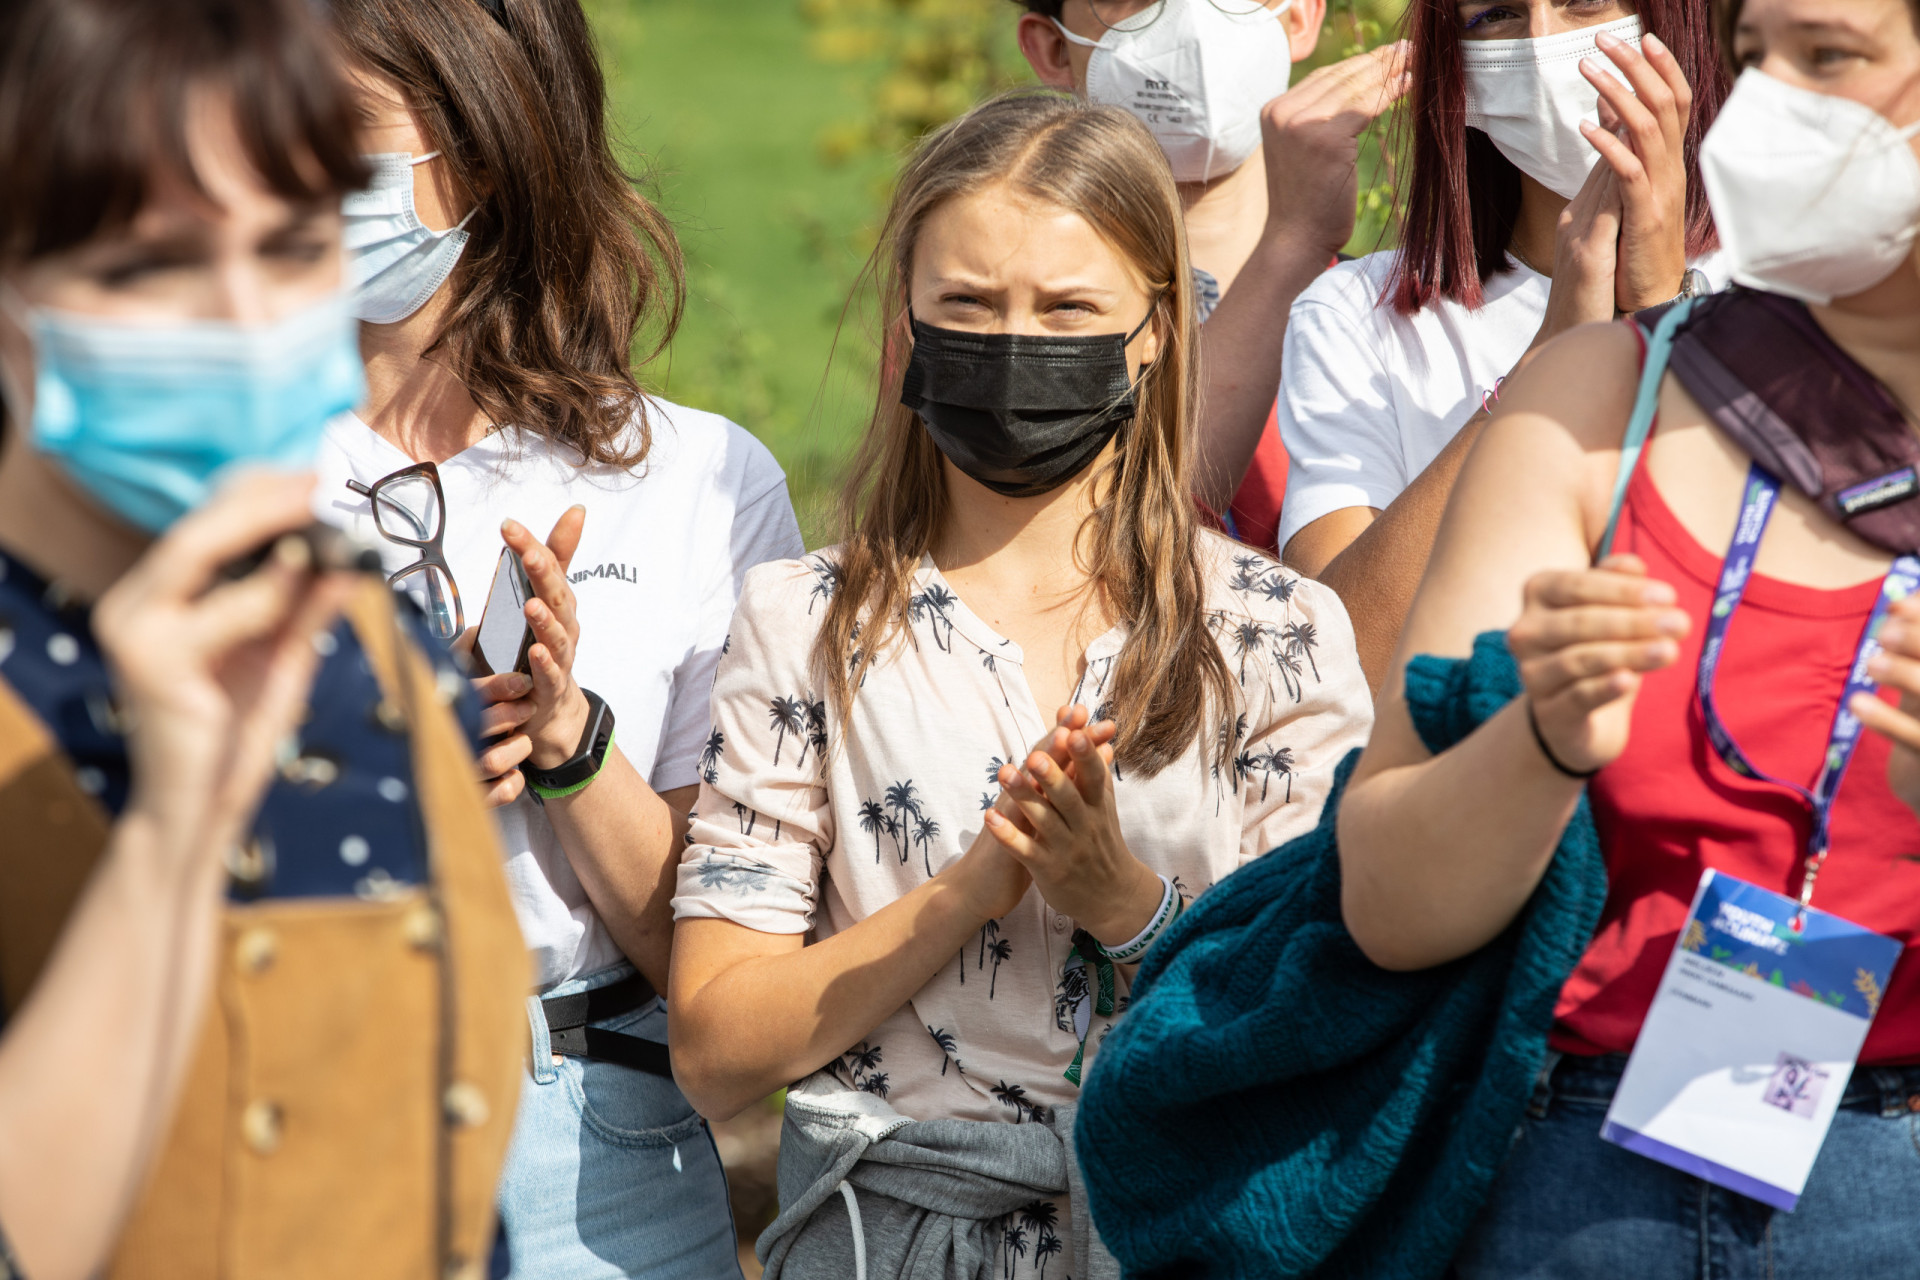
left=1552, top=460, right=1920, bottom=1064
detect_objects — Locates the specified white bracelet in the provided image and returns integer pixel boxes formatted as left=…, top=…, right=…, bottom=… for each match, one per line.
left=1096, top=874, right=1177, bottom=963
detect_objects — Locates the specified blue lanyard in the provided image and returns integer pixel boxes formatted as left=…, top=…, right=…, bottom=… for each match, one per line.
left=1698, top=464, right=1920, bottom=910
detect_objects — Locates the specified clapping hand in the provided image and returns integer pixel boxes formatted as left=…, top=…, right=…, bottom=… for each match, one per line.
left=983, top=705, right=1161, bottom=950
left=1262, top=41, right=1412, bottom=260
left=1583, top=31, right=1693, bottom=314
left=1536, top=32, right=1693, bottom=345
left=1507, top=554, right=1690, bottom=775
left=948, top=706, right=1118, bottom=925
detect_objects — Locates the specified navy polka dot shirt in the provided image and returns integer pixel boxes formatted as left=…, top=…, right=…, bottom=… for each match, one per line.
left=0, top=545, right=486, bottom=903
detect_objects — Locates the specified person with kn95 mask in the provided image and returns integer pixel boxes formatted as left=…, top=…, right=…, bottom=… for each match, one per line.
left=1012, top=0, right=1413, bottom=557
left=1337, top=0, right=1920, bottom=1269
left=1277, top=0, right=1732, bottom=693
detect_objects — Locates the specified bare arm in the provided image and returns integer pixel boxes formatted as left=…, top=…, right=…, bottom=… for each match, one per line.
left=670, top=715, right=1113, bottom=1121
left=1334, top=325, right=1690, bottom=971
left=671, top=695, right=1121, bottom=1121
left=543, top=772, right=695, bottom=991
left=1192, top=44, right=1411, bottom=511
left=1291, top=409, right=1492, bottom=691
left=469, top=511, right=693, bottom=992
left=0, top=475, right=352, bottom=1280
left=668, top=841, right=1014, bottom=1122
left=1281, top=155, right=1636, bottom=685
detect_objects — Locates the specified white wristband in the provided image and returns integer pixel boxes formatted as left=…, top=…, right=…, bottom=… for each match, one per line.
left=1095, top=874, right=1177, bottom=963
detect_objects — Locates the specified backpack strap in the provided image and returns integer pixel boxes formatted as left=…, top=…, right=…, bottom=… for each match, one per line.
left=1597, top=298, right=1697, bottom=562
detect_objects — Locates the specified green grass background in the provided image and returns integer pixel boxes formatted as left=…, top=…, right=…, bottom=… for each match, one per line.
left=584, top=0, right=906, bottom=545
left=584, top=0, right=1402, bottom=548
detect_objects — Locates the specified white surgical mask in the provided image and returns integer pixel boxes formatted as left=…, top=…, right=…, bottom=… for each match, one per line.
left=1462, top=15, right=1642, bottom=199
left=344, top=152, right=475, bottom=325
left=1701, top=69, right=1920, bottom=306
left=1055, top=0, right=1294, bottom=184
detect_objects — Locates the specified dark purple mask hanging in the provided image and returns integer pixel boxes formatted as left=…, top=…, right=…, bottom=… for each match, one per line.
left=1657, top=289, right=1920, bottom=555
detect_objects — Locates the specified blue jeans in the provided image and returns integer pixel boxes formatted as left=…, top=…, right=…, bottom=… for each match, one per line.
left=1454, top=1052, right=1920, bottom=1279
left=496, top=963, right=742, bottom=1279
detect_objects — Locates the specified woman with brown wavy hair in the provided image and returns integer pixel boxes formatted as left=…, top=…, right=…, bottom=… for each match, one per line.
left=666, top=91, right=1370, bottom=1278
left=314, top=1, right=803, bottom=1276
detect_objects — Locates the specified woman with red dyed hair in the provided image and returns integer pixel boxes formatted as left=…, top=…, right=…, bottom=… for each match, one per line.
left=1276, top=0, right=1728, bottom=688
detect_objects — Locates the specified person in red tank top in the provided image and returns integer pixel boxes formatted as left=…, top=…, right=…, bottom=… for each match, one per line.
left=1337, top=0, right=1920, bottom=1273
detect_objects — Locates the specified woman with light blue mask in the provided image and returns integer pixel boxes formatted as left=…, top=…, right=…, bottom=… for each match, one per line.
left=319, top=2, right=805, bottom=1277
left=0, top=0, right=529, bottom=1276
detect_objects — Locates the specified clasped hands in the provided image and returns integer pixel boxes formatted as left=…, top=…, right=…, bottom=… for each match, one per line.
left=949, top=705, right=1162, bottom=952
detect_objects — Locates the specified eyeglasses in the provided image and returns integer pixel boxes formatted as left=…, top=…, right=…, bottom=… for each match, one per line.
left=345, top=462, right=464, bottom=641
left=1088, top=0, right=1280, bottom=32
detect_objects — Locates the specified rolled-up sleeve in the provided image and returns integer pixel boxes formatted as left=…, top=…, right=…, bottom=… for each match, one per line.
left=1275, top=291, right=1406, bottom=555
left=672, top=560, right=834, bottom=935
left=1237, top=578, right=1375, bottom=863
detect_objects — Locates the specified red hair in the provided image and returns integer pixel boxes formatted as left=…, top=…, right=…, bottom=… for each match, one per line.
left=1387, top=0, right=1728, bottom=316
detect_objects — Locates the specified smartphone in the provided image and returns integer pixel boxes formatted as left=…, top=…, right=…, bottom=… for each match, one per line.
left=473, top=547, right=535, bottom=677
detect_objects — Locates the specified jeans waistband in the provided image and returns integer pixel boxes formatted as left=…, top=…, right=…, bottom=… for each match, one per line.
left=1529, top=1052, right=1920, bottom=1121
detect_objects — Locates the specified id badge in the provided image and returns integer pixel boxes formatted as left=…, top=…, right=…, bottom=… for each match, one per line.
left=1600, top=869, right=1901, bottom=1211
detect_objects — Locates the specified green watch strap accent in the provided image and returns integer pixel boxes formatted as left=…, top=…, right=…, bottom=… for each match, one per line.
left=529, top=728, right=614, bottom=801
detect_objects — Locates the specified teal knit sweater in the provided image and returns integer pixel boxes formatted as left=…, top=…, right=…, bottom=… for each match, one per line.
left=1076, top=632, right=1608, bottom=1278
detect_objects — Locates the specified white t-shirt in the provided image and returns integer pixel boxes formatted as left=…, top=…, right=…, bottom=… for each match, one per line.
left=1274, top=248, right=1726, bottom=556
left=1275, top=250, right=1549, bottom=555
left=316, top=399, right=805, bottom=989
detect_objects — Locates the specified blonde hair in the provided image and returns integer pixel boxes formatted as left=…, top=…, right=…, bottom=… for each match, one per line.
left=815, top=90, right=1232, bottom=777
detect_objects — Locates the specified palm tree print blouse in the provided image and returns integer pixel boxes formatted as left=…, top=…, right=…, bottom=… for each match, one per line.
left=672, top=535, right=1371, bottom=1253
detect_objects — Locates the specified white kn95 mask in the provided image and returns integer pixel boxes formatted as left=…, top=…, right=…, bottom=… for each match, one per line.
left=1054, top=0, right=1295, bottom=184
left=1701, top=68, right=1920, bottom=306
left=1462, top=15, right=1643, bottom=199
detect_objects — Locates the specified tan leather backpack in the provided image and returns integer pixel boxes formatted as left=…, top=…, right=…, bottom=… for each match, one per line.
left=0, top=582, right=528, bottom=1280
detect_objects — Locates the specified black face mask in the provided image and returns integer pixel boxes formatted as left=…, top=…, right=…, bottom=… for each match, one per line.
left=900, top=310, right=1154, bottom=498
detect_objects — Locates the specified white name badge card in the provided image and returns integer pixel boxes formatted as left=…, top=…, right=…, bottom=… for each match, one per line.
left=1601, top=869, right=1901, bottom=1211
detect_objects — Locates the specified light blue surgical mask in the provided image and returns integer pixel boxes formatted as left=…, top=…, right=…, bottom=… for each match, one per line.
left=11, top=291, right=364, bottom=534
left=344, top=151, right=475, bottom=325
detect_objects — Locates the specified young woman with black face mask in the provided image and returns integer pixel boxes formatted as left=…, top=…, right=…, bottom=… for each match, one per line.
left=665, top=91, right=1371, bottom=1279
left=1279, top=0, right=1730, bottom=690
left=1339, top=0, right=1920, bottom=1270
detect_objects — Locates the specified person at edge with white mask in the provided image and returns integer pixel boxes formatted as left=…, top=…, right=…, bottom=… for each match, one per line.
left=1010, top=0, right=1412, bottom=555
left=314, top=1, right=803, bottom=1276
left=1339, top=0, right=1920, bottom=1270
left=1279, top=0, right=1731, bottom=690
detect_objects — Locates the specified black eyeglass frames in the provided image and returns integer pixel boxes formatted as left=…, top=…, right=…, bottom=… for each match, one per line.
left=345, top=461, right=465, bottom=641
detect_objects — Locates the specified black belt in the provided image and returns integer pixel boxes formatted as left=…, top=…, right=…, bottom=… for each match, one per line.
left=541, top=972, right=672, bottom=1078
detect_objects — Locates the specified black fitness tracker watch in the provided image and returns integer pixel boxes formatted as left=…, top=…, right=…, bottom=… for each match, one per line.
left=521, top=688, right=616, bottom=800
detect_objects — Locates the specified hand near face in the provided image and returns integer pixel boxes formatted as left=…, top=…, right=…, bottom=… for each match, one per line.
left=1262, top=41, right=1412, bottom=258
left=95, top=471, right=357, bottom=858
left=1581, top=31, right=1693, bottom=314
